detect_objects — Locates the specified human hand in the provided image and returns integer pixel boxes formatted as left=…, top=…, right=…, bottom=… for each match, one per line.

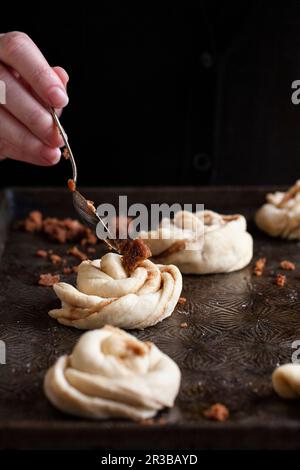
left=0, top=31, right=69, bottom=165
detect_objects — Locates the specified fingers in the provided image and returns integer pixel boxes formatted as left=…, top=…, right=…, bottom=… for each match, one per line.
left=53, top=66, right=69, bottom=88
left=53, top=67, right=69, bottom=118
left=0, top=32, right=69, bottom=108
left=0, top=106, right=61, bottom=166
left=0, top=62, right=64, bottom=148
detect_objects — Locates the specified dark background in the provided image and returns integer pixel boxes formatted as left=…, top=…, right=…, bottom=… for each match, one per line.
left=1, top=1, right=300, bottom=188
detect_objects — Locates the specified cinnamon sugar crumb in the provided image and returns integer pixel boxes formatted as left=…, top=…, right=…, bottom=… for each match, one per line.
left=280, top=260, right=295, bottom=271
left=38, top=273, right=60, bottom=286
left=119, top=238, right=152, bottom=274
left=253, top=257, right=266, bottom=276
left=275, top=273, right=286, bottom=287
left=203, top=403, right=229, bottom=422
left=23, top=211, right=43, bottom=232
left=68, top=246, right=88, bottom=261
left=180, top=322, right=188, bottom=329
left=49, top=254, right=62, bottom=265
left=87, top=200, right=96, bottom=214
left=36, top=249, right=48, bottom=258
left=87, top=246, right=96, bottom=254
left=68, top=179, right=76, bottom=192
left=178, top=296, right=186, bottom=305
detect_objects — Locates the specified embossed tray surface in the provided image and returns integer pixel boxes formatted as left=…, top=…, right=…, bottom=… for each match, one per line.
left=1, top=186, right=300, bottom=450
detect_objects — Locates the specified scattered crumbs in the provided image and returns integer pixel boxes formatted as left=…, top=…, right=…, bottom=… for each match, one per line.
left=23, top=210, right=43, bottom=232
left=203, top=403, right=229, bottom=422
left=280, top=260, right=295, bottom=271
left=67, top=246, right=88, bottom=261
left=275, top=273, right=286, bottom=287
left=180, top=322, right=188, bottom=329
left=242, top=304, right=247, bottom=308
left=87, top=246, right=96, bottom=254
left=38, top=273, right=60, bottom=287
left=178, top=296, right=186, bottom=305
left=253, top=257, right=266, bottom=276
left=80, top=228, right=97, bottom=246
left=36, top=249, right=48, bottom=258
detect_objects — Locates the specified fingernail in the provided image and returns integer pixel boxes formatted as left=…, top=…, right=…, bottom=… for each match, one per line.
left=41, top=147, right=61, bottom=165
left=48, top=87, right=69, bottom=108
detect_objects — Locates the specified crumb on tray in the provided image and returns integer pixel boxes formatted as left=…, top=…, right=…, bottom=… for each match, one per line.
left=203, top=403, right=229, bottom=422
left=68, top=178, right=76, bottom=192
left=67, top=246, right=88, bottom=261
left=36, top=249, right=48, bottom=258
left=280, top=260, right=295, bottom=271
left=253, top=257, right=266, bottom=276
left=275, top=273, right=286, bottom=287
left=38, top=273, right=60, bottom=287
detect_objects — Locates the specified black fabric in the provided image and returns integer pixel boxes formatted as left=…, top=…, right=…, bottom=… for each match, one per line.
left=0, top=2, right=298, bottom=187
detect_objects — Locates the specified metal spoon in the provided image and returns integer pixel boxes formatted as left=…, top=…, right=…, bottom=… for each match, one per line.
left=49, top=108, right=118, bottom=252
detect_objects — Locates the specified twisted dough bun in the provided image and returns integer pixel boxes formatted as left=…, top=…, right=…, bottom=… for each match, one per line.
left=49, top=253, right=182, bottom=330
left=256, top=181, right=300, bottom=239
left=44, top=326, right=181, bottom=420
left=272, top=363, right=300, bottom=399
left=140, top=210, right=253, bottom=274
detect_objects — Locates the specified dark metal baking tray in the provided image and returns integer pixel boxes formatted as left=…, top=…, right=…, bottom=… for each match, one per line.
left=1, top=186, right=300, bottom=450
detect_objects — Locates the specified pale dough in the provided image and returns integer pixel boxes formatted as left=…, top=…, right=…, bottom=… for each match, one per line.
left=256, top=181, right=300, bottom=239
left=272, top=363, right=300, bottom=399
left=49, top=253, right=182, bottom=330
left=140, top=210, right=253, bottom=274
left=44, top=326, right=181, bottom=420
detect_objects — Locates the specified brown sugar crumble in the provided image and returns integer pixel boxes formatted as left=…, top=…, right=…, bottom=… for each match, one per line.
left=280, top=260, right=295, bottom=271
left=275, top=273, right=286, bottom=287
left=68, top=246, right=88, bottom=261
left=36, top=249, right=48, bottom=258
left=180, top=322, right=188, bottom=329
left=178, top=296, right=186, bottom=305
left=68, top=178, right=76, bottom=192
left=21, top=212, right=92, bottom=244
left=49, top=254, right=62, bottom=265
left=86, top=200, right=96, bottom=214
left=38, top=273, right=60, bottom=287
left=118, top=238, right=152, bottom=274
left=203, top=403, right=229, bottom=422
left=80, top=228, right=97, bottom=246
left=253, top=257, right=266, bottom=276
left=23, top=211, right=43, bottom=232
